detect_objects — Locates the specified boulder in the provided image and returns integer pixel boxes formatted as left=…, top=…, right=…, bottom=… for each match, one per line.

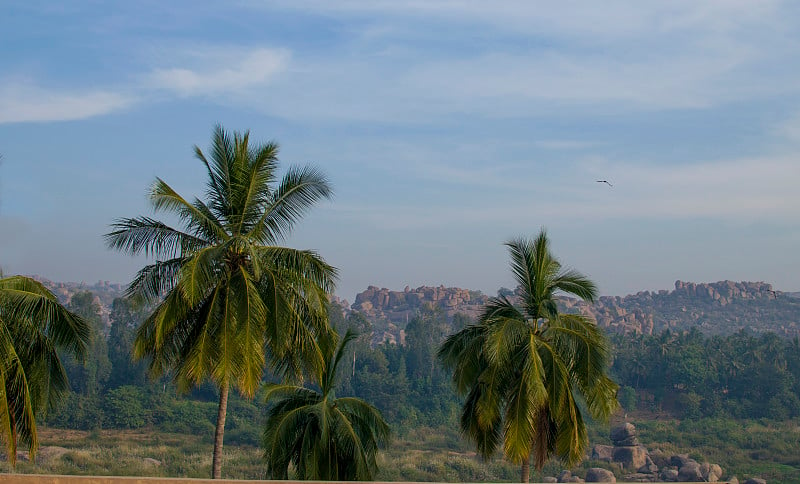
left=612, top=445, right=648, bottom=470
left=728, top=477, right=739, bottom=484
left=659, top=468, right=679, bottom=482
left=585, top=467, right=616, bottom=482
left=592, top=444, right=614, bottom=462
left=542, top=478, right=558, bottom=483
left=677, top=461, right=703, bottom=482
left=142, top=457, right=161, bottom=466
left=700, top=462, right=723, bottom=482
left=637, top=463, right=658, bottom=474
left=558, top=470, right=572, bottom=482
left=610, top=423, right=638, bottom=446
left=670, top=453, right=692, bottom=468
left=648, top=449, right=670, bottom=468
left=743, top=479, right=766, bottom=484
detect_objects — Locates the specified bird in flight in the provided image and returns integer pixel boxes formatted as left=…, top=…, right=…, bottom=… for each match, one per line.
left=596, top=180, right=613, bottom=187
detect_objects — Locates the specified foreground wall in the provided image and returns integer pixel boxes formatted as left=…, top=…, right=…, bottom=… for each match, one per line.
left=0, top=476, right=736, bottom=484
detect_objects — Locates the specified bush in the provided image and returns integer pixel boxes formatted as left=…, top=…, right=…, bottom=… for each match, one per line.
left=104, top=386, right=149, bottom=429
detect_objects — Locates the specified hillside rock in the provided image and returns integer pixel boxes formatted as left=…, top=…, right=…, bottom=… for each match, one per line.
left=585, top=468, right=616, bottom=482
left=591, top=444, right=614, bottom=462
left=610, top=422, right=638, bottom=446
left=612, top=445, right=648, bottom=471
left=564, top=280, right=799, bottom=336
left=352, top=285, right=488, bottom=322
left=677, top=460, right=703, bottom=482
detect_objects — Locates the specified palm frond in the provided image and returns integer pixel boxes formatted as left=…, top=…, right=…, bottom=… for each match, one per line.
left=251, top=165, right=333, bottom=244
left=104, top=217, right=209, bottom=258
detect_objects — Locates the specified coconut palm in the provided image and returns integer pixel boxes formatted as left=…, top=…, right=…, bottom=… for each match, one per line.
left=263, top=328, right=389, bottom=480
left=438, top=229, right=618, bottom=483
left=0, top=274, right=90, bottom=465
left=105, top=125, right=336, bottom=479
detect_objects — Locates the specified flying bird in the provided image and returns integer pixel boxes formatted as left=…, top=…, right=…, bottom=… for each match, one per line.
left=596, top=180, right=613, bottom=187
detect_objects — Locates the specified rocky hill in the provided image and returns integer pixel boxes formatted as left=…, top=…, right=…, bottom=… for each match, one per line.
left=349, top=280, right=800, bottom=338
left=351, top=285, right=489, bottom=322
left=565, top=280, right=800, bottom=336
left=26, top=275, right=800, bottom=339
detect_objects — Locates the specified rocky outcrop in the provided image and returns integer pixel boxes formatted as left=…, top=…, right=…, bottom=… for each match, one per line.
left=351, top=279, right=800, bottom=338
left=589, top=423, right=733, bottom=483
left=562, top=280, right=799, bottom=337
left=352, top=285, right=488, bottom=322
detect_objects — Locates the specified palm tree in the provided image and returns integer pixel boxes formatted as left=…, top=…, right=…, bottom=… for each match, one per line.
left=263, top=328, right=390, bottom=480
left=0, top=274, right=90, bottom=465
left=438, top=229, right=618, bottom=483
left=105, top=125, right=337, bottom=479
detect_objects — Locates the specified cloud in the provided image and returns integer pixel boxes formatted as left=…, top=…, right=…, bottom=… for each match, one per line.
left=237, top=0, right=797, bottom=122
left=147, top=47, right=290, bottom=96
left=0, top=83, right=133, bottom=124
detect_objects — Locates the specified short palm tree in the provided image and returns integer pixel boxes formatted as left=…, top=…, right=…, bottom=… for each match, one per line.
left=105, top=125, right=336, bottom=479
left=0, top=274, right=90, bottom=465
left=438, top=229, right=618, bottom=483
left=263, top=328, right=390, bottom=480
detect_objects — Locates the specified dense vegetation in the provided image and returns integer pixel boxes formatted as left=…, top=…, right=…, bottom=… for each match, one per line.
left=18, top=286, right=796, bottom=481
left=611, top=328, right=800, bottom=420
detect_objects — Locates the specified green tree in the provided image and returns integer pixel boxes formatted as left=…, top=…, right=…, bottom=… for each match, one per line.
left=63, top=291, right=110, bottom=396
left=438, top=230, right=618, bottom=482
left=107, top=297, right=149, bottom=389
left=105, top=125, right=336, bottom=479
left=263, top=329, right=390, bottom=480
left=0, top=274, right=89, bottom=465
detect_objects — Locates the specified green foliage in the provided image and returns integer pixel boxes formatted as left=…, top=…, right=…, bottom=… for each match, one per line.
left=617, top=386, right=637, bottom=411
left=439, top=230, right=618, bottom=480
left=263, top=329, right=390, bottom=480
left=0, top=274, right=90, bottom=465
left=103, top=386, right=148, bottom=429
left=63, top=291, right=110, bottom=397
left=105, top=125, right=336, bottom=478
left=611, top=329, right=800, bottom=420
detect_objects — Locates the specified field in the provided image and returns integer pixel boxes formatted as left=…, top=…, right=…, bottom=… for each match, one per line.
left=3, top=418, right=800, bottom=482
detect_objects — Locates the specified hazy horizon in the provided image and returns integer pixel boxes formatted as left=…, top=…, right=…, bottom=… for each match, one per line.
left=2, top=2, right=800, bottom=300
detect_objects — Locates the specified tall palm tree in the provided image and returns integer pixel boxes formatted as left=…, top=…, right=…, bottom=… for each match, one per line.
left=105, top=125, right=337, bottom=479
left=438, top=229, right=618, bottom=483
left=0, top=274, right=90, bottom=465
left=263, top=328, right=390, bottom=480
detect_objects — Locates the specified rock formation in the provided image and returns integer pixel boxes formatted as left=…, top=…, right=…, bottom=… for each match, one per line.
left=588, top=423, right=734, bottom=483
left=351, top=285, right=488, bottom=321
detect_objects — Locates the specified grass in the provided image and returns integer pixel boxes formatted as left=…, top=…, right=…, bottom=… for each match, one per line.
left=3, top=418, right=800, bottom=482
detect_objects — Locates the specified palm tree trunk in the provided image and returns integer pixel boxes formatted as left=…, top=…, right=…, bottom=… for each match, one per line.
left=520, top=452, right=531, bottom=483
left=211, top=381, right=230, bottom=479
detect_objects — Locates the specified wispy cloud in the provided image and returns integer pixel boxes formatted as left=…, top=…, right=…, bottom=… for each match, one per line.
left=146, top=47, right=290, bottom=97
left=0, top=82, right=133, bottom=124
left=552, top=154, right=800, bottom=220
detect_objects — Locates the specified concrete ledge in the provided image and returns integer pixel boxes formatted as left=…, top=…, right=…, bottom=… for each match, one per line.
left=0, top=477, right=736, bottom=484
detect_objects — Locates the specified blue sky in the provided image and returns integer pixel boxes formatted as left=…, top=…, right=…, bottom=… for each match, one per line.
left=1, top=1, right=799, bottom=300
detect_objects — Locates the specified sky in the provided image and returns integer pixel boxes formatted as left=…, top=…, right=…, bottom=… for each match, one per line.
left=1, top=1, right=800, bottom=301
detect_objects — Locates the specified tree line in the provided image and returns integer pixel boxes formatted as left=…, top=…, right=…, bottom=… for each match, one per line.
left=611, top=328, right=800, bottom=420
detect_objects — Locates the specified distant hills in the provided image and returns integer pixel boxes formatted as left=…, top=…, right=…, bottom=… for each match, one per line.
left=31, top=276, right=800, bottom=338
left=344, top=280, right=800, bottom=338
